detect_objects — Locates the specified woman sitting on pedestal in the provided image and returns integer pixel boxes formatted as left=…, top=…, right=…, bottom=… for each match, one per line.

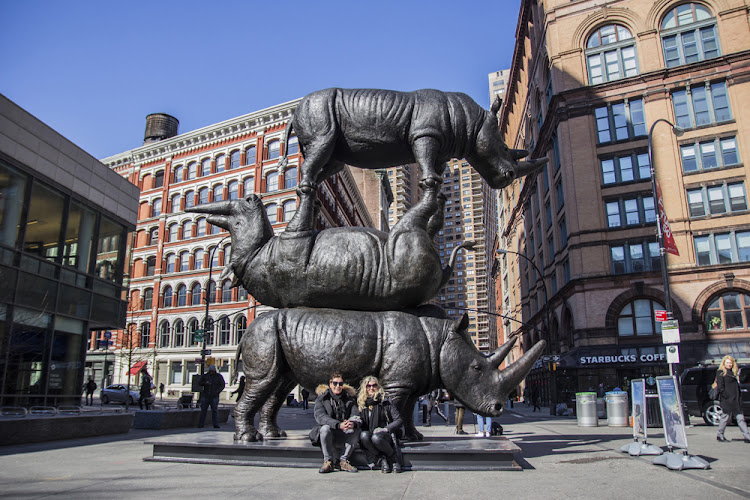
left=357, top=376, right=404, bottom=473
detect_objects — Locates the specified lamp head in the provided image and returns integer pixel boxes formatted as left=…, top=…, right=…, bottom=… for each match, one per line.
left=672, top=126, right=685, bottom=137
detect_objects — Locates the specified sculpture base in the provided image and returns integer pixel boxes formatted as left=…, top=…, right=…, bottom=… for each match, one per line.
left=145, top=432, right=522, bottom=471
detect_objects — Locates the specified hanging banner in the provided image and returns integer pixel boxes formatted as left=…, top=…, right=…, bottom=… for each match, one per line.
left=656, top=376, right=689, bottom=450
left=631, top=379, right=647, bottom=440
left=655, top=179, right=679, bottom=256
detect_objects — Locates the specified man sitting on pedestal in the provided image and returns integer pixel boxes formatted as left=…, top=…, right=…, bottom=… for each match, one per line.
left=309, top=373, right=361, bottom=473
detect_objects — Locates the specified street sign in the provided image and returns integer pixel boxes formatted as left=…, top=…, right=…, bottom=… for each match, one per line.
left=661, top=320, right=680, bottom=344
left=104, top=331, right=112, bottom=339
left=666, top=345, right=680, bottom=364
left=193, top=329, right=205, bottom=342
left=202, top=349, right=212, bottom=356
left=655, top=310, right=668, bottom=322
left=194, top=358, right=203, bottom=363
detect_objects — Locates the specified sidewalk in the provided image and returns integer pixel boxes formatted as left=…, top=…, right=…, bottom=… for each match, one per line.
left=1, top=405, right=749, bottom=499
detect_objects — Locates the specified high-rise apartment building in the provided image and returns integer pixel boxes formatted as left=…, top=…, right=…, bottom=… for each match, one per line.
left=499, top=0, right=750, bottom=407
left=488, top=69, right=511, bottom=104
left=95, top=100, right=375, bottom=396
left=385, top=164, right=420, bottom=230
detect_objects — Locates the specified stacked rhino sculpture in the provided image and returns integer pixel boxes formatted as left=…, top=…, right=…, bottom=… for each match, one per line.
left=187, top=88, right=547, bottom=442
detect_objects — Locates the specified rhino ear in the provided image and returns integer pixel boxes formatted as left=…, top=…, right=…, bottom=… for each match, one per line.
left=454, top=313, right=470, bottom=335
left=490, top=95, right=503, bottom=116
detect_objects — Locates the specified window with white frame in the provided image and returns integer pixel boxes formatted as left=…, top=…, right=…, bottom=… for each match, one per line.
left=229, top=150, right=240, bottom=170
left=243, top=177, right=254, bottom=196
left=618, top=299, right=663, bottom=336
left=266, top=203, right=277, bottom=223
left=586, top=24, right=638, bottom=84
left=201, top=158, right=211, bottom=177
left=705, top=292, right=750, bottom=331
left=611, top=240, right=661, bottom=274
left=265, top=171, right=279, bottom=192
left=159, top=322, right=170, bottom=348
left=215, top=154, right=225, bottom=173
left=694, top=231, right=750, bottom=265
left=267, top=140, right=280, bottom=160
left=198, top=187, right=208, bottom=205
left=661, top=3, right=720, bottom=68
left=687, top=182, right=747, bottom=217
left=680, top=136, right=739, bottom=172
left=605, top=195, right=656, bottom=228
left=283, top=200, right=297, bottom=221
left=601, top=152, right=650, bottom=185
left=173, top=320, right=184, bottom=348
left=672, top=81, right=731, bottom=129
left=595, top=99, right=646, bottom=143
left=187, top=162, right=197, bottom=180
left=245, top=146, right=256, bottom=165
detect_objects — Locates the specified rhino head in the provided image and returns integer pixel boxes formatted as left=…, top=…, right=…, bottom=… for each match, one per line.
left=467, top=99, right=548, bottom=190
left=439, top=313, right=545, bottom=416
left=185, top=195, right=274, bottom=282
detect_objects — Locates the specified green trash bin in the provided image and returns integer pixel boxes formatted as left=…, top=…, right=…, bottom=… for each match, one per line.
left=576, top=392, right=598, bottom=427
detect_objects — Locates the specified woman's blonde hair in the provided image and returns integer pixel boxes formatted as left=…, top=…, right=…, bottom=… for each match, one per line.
left=718, top=355, right=738, bottom=377
left=357, top=375, right=385, bottom=409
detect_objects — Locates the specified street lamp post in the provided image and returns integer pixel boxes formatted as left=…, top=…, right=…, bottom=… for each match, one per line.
left=202, top=234, right=230, bottom=376
left=647, top=119, right=684, bottom=377
left=496, top=248, right=554, bottom=413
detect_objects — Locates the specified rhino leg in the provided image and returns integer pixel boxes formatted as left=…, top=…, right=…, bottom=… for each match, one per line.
left=233, top=374, right=284, bottom=442
left=400, top=393, right=424, bottom=441
left=284, top=186, right=318, bottom=233
left=412, top=136, right=443, bottom=188
left=391, top=183, right=440, bottom=234
left=258, top=376, right=297, bottom=438
left=425, top=191, right=447, bottom=239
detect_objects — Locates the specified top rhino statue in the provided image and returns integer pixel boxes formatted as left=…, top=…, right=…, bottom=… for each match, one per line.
left=277, top=88, right=547, bottom=191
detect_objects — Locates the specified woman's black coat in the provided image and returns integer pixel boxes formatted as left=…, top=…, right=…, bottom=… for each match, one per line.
left=716, top=371, right=742, bottom=415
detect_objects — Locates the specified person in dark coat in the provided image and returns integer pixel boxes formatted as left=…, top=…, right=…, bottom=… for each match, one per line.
left=231, top=376, right=246, bottom=402
left=198, top=365, right=225, bottom=428
left=531, top=384, right=541, bottom=412
left=159, top=382, right=165, bottom=400
left=84, top=377, right=97, bottom=406
left=357, top=376, right=404, bottom=473
left=715, top=355, right=750, bottom=443
left=447, top=392, right=467, bottom=434
left=138, top=369, right=152, bottom=410
left=309, top=373, right=360, bottom=473
left=301, top=387, right=310, bottom=410
left=423, top=388, right=448, bottom=426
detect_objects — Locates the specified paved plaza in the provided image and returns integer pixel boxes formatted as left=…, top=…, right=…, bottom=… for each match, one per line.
left=1, top=403, right=749, bottom=499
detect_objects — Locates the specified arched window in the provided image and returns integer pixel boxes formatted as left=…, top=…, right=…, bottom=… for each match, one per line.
left=146, top=257, right=156, bottom=277
left=223, top=244, right=231, bottom=264
left=586, top=24, right=637, bottom=84
left=213, top=184, right=223, bottom=202
left=140, top=322, right=151, bottom=347
left=187, top=161, right=197, bottom=180
left=168, top=223, right=179, bottom=242
left=165, top=253, right=176, bottom=273
left=176, top=284, right=187, bottom=306
left=234, top=316, right=247, bottom=344
left=705, top=292, right=750, bottom=331
left=267, top=140, right=280, bottom=160
left=221, top=279, right=233, bottom=302
left=148, top=227, right=159, bottom=246
left=215, top=154, right=226, bottom=173
left=201, top=158, right=211, bottom=176
left=209, top=246, right=219, bottom=267
left=238, top=285, right=248, bottom=301
left=198, top=187, right=209, bottom=205
left=218, top=316, right=231, bottom=345
left=284, top=167, right=298, bottom=189
left=191, top=283, right=202, bottom=305
left=159, top=321, right=170, bottom=347
left=143, top=288, right=153, bottom=309
left=266, top=203, right=278, bottom=223
left=229, top=150, right=240, bottom=170
left=184, top=190, right=195, bottom=209
left=283, top=200, right=297, bottom=221
left=188, top=318, right=200, bottom=346
left=265, top=171, right=279, bottom=192
left=174, top=166, right=184, bottom=183
left=661, top=3, right=719, bottom=68
left=197, top=218, right=207, bottom=237
left=154, top=171, right=164, bottom=189
left=286, top=136, right=299, bottom=155
left=194, top=249, right=204, bottom=269
left=171, top=194, right=181, bottom=213
left=245, top=146, right=257, bottom=165
left=243, top=177, right=254, bottom=196
left=182, top=220, right=193, bottom=239
left=163, top=285, right=173, bottom=307
left=179, top=251, right=190, bottom=272
left=211, top=221, right=221, bottom=234
left=228, top=181, right=239, bottom=200
left=152, top=198, right=162, bottom=217
left=173, top=319, right=185, bottom=347
left=617, top=298, right=663, bottom=336
left=208, top=280, right=217, bottom=303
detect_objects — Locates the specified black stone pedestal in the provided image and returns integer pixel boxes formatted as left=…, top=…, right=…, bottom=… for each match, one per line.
left=145, top=432, right=521, bottom=471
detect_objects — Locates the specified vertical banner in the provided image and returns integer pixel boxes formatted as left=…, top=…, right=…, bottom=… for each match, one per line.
left=655, top=179, right=679, bottom=256
left=656, top=375, right=689, bottom=450
left=631, top=379, right=647, bottom=440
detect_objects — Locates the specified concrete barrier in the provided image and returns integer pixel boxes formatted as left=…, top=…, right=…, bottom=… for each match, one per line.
left=0, top=413, right=134, bottom=446
left=133, top=408, right=231, bottom=429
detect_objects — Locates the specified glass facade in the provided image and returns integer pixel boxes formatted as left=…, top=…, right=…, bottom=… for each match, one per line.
left=0, top=158, right=130, bottom=406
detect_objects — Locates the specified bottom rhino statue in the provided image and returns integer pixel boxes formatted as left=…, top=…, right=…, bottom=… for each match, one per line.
left=232, top=305, right=545, bottom=442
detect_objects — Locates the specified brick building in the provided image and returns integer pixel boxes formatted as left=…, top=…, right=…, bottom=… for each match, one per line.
left=499, top=0, right=750, bottom=407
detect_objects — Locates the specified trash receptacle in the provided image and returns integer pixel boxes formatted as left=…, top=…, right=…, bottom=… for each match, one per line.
left=605, top=391, right=628, bottom=426
left=597, top=397, right=606, bottom=419
left=576, top=392, right=598, bottom=427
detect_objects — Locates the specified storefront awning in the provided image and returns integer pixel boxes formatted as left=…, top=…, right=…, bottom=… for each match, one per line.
left=127, top=361, right=147, bottom=375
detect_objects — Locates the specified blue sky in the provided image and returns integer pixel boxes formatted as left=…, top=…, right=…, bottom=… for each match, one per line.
left=1, top=1, right=521, bottom=159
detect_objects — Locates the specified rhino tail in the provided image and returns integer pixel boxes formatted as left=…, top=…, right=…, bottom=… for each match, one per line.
left=439, top=240, right=478, bottom=288
left=277, top=119, right=295, bottom=170
left=231, top=342, right=243, bottom=385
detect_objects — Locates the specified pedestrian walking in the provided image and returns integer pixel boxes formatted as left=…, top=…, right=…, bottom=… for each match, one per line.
left=198, top=365, right=225, bottom=428
left=139, top=369, right=153, bottom=410
left=715, top=355, right=750, bottom=443
left=531, top=384, right=541, bottom=412
left=447, top=392, right=467, bottom=434
left=84, top=377, right=97, bottom=406
left=301, top=387, right=310, bottom=410
left=159, top=382, right=165, bottom=400
left=423, top=389, right=448, bottom=426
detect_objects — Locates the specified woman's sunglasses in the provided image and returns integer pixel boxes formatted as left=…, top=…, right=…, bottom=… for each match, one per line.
left=366, top=383, right=378, bottom=388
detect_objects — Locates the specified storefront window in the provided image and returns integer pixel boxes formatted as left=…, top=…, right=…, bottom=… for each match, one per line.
left=171, top=361, right=183, bottom=384
left=0, top=162, right=28, bottom=248
left=618, top=299, right=663, bottom=336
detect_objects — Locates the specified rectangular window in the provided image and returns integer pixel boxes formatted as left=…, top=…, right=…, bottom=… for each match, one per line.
left=694, top=231, right=750, bottom=265
left=611, top=240, right=662, bottom=275
left=556, top=180, right=564, bottom=210
left=560, top=217, right=568, bottom=248
left=605, top=195, right=655, bottom=228
left=607, top=201, right=621, bottom=228
left=681, top=137, right=739, bottom=172
left=601, top=152, right=650, bottom=185
left=595, top=99, right=645, bottom=144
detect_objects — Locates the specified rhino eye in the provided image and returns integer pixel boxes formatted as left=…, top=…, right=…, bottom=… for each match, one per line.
left=470, top=362, right=481, bottom=372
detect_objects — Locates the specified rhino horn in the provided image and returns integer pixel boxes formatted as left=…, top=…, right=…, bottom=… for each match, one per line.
left=498, top=339, right=546, bottom=389
left=510, top=148, right=529, bottom=160
left=184, top=200, right=235, bottom=216
left=487, top=336, right=517, bottom=369
left=516, top=158, right=548, bottom=178
left=207, top=215, right=230, bottom=231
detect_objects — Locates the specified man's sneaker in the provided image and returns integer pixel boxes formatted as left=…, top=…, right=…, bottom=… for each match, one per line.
left=319, top=460, right=335, bottom=473
left=474, top=432, right=484, bottom=437
left=339, top=459, right=358, bottom=473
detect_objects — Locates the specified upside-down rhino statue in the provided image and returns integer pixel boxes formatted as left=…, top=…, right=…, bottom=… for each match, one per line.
left=187, top=184, right=474, bottom=310
left=232, top=306, right=545, bottom=442
left=277, top=88, right=547, bottom=191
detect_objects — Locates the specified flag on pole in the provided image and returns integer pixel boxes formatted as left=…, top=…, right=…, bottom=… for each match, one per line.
left=655, top=179, right=679, bottom=256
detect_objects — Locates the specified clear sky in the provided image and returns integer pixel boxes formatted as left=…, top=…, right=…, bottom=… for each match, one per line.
left=1, top=0, right=521, bottom=160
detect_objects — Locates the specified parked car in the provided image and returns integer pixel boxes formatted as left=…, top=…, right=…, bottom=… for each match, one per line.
left=100, top=384, right=155, bottom=405
left=680, top=364, right=750, bottom=425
